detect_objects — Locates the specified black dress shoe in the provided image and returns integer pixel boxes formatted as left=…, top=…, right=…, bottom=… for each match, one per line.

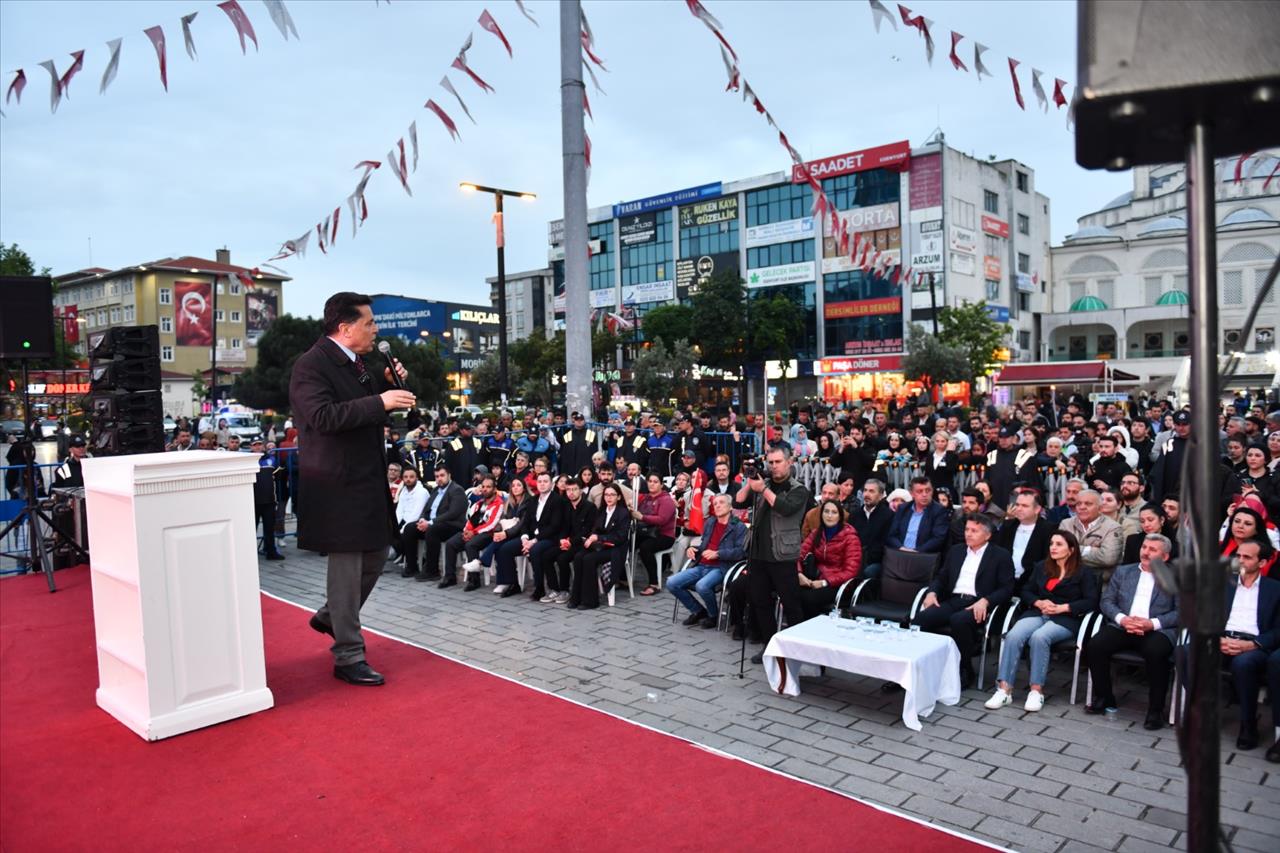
left=333, top=661, right=384, bottom=686
left=1143, top=711, right=1165, bottom=731
left=750, top=651, right=764, bottom=665
left=438, top=575, right=457, bottom=589
left=1236, top=726, right=1259, bottom=751
left=1266, top=740, right=1280, bottom=763
left=682, top=610, right=706, bottom=627
left=309, top=615, right=334, bottom=637
left=530, top=589, right=544, bottom=600
left=700, top=617, right=717, bottom=629
left=463, top=574, right=481, bottom=592
left=731, top=626, right=744, bottom=641
left=401, top=568, right=417, bottom=578
left=414, top=572, right=433, bottom=582
left=1084, top=699, right=1115, bottom=715
left=959, top=667, right=976, bottom=690
left=880, top=681, right=904, bottom=694
left=500, top=584, right=522, bottom=598
left=264, top=553, right=285, bottom=561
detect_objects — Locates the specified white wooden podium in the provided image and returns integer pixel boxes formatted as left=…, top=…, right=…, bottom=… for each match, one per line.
left=81, top=450, right=274, bottom=740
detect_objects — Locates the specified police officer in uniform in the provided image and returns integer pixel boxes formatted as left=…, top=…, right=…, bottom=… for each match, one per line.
left=984, top=425, right=1037, bottom=510
left=557, top=411, right=596, bottom=476
left=485, top=423, right=516, bottom=471
left=444, top=420, right=484, bottom=485
left=612, top=419, right=649, bottom=471
left=646, top=419, right=675, bottom=478
left=52, top=435, right=89, bottom=488
left=673, top=413, right=707, bottom=472
left=407, top=434, right=437, bottom=479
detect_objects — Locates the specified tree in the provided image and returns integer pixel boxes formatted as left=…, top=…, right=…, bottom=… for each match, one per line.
left=0, top=243, right=50, bottom=277
left=383, top=336, right=449, bottom=411
left=509, top=331, right=566, bottom=407
left=747, top=292, right=805, bottom=403
left=937, top=300, right=1010, bottom=382
left=232, top=315, right=323, bottom=410
left=632, top=338, right=697, bottom=405
left=688, top=269, right=748, bottom=372
left=902, top=323, right=971, bottom=403
left=592, top=326, right=620, bottom=368
left=190, top=371, right=209, bottom=406
left=467, top=352, right=503, bottom=406
left=640, top=303, right=694, bottom=351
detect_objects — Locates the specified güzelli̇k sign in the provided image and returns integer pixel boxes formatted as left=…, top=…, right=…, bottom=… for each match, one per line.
left=791, top=140, right=911, bottom=183
left=679, top=196, right=738, bottom=228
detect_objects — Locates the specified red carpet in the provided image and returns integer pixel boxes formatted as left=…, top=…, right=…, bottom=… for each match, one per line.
left=1, top=568, right=987, bottom=851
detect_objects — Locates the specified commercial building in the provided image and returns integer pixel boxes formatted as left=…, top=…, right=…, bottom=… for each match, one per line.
left=368, top=294, right=502, bottom=399
left=485, top=266, right=555, bottom=343
left=1033, top=148, right=1280, bottom=397
left=53, top=249, right=288, bottom=417
left=541, top=133, right=1051, bottom=407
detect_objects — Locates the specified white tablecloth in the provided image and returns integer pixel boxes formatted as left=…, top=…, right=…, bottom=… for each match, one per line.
left=762, top=617, right=961, bottom=731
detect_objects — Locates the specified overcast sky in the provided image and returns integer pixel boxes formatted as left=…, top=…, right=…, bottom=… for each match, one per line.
left=0, top=0, right=1131, bottom=319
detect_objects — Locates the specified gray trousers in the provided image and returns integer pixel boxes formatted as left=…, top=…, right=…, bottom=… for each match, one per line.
left=314, top=549, right=384, bottom=666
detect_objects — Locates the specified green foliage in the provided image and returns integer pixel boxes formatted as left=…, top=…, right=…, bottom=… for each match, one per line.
left=0, top=243, right=50, bottom=278
left=902, top=323, right=971, bottom=395
left=232, top=315, right=323, bottom=410
left=632, top=338, right=697, bottom=405
left=641, top=303, right=694, bottom=351
left=747, top=293, right=804, bottom=363
left=510, top=331, right=566, bottom=407
left=937, top=300, right=1010, bottom=380
left=190, top=371, right=209, bottom=404
left=467, top=352, right=503, bottom=405
left=688, top=270, right=748, bottom=371
left=384, top=336, right=449, bottom=409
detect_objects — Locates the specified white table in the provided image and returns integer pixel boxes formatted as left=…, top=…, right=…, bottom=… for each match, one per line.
left=762, top=617, right=961, bottom=731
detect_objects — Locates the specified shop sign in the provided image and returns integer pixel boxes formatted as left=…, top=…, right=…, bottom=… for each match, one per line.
left=451, top=308, right=499, bottom=325
left=743, top=216, right=814, bottom=247
left=986, top=304, right=1010, bottom=323
left=676, top=251, right=738, bottom=292
left=613, top=182, right=722, bottom=218
left=621, top=280, right=675, bottom=305
left=843, top=336, right=903, bottom=355
left=1015, top=272, right=1034, bottom=292
left=981, top=214, right=1010, bottom=238
left=949, top=226, right=977, bottom=255
left=920, top=219, right=943, bottom=233
left=950, top=251, right=977, bottom=276
left=791, top=139, right=911, bottom=183
left=910, top=231, right=944, bottom=273
left=910, top=274, right=944, bottom=309
left=589, top=288, right=617, bottom=308
left=822, top=248, right=901, bottom=275
left=27, top=382, right=92, bottom=395
left=983, top=255, right=1002, bottom=280
left=817, top=354, right=903, bottom=374
left=746, top=260, right=816, bottom=288
left=823, top=296, right=903, bottom=319
left=619, top=212, right=657, bottom=245
left=679, top=196, right=738, bottom=228
left=825, top=202, right=899, bottom=235
left=909, top=153, right=942, bottom=209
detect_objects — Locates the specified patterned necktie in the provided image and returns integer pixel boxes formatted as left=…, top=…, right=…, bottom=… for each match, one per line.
left=353, top=356, right=370, bottom=386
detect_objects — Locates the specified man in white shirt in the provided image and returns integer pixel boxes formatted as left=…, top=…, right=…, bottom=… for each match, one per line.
left=1086, top=534, right=1180, bottom=729
left=1214, top=539, right=1279, bottom=751
left=394, top=468, right=429, bottom=577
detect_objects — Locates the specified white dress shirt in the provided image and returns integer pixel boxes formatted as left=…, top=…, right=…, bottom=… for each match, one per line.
left=1117, top=568, right=1163, bottom=630
left=954, top=543, right=988, bottom=597
left=1224, top=577, right=1261, bottom=637
left=395, top=483, right=428, bottom=530
left=1011, top=523, right=1036, bottom=578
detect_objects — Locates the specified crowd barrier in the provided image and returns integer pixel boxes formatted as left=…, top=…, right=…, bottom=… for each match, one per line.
left=785, top=458, right=1072, bottom=508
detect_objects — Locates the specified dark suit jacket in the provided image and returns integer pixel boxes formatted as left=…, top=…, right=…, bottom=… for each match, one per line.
left=288, top=336, right=392, bottom=552
left=995, top=517, right=1057, bottom=578
left=590, top=503, right=633, bottom=549
left=564, top=498, right=598, bottom=549
left=1224, top=576, right=1280, bottom=652
left=1045, top=504, right=1074, bottom=526
left=528, top=492, right=570, bottom=541
left=421, top=481, right=467, bottom=529
left=923, top=451, right=959, bottom=492
left=1017, top=560, right=1099, bottom=632
left=851, top=501, right=894, bottom=565
left=930, top=542, right=1016, bottom=607
left=886, top=501, right=951, bottom=554
left=1100, top=563, right=1179, bottom=641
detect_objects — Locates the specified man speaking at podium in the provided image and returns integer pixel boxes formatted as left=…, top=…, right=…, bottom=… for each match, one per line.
left=290, top=292, right=414, bottom=686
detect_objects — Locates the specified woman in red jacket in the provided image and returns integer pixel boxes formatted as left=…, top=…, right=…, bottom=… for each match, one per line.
left=796, top=499, right=863, bottom=618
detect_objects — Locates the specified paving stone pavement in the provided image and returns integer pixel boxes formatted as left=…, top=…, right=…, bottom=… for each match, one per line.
left=258, top=544, right=1279, bottom=853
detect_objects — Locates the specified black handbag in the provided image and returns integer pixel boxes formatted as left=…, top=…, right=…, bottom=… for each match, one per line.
left=801, top=552, right=821, bottom=581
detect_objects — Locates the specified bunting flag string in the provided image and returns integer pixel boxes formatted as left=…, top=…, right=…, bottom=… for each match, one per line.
left=181, top=13, right=200, bottom=60
left=478, top=9, right=512, bottom=57
left=514, top=0, right=538, bottom=27
left=720, top=45, right=739, bottom=92
left=316, top=219, right=328, bottom=254
left=425, top=98, right=461, bottom=140
left=143, top=26, right=169, bottom=92
left=99, top=39, right=122, bottom=94
left=408, top=120, right=419, bottom=171
left=897, top=5, right=934, bottom=64
left=452, top=35, right=496, bottom=92
left=440, top=76, right=476, bottom=123
left=261, top=0, right=299, bottom=41
left=1008, top=57, right=1025, bottom=110
left=583, top=89, right=593, bottom=120
left=582, top=59, right=606, bottom=95
left=1031, top=68, right=1048, bottom=112
left=974, top=41, right=992, bottom=81
left=59, top=51, right=85, bottom=98
left=868, top=0, right=897, bottom=32
left=948, top=31, right=967, bottom=72
left=686, top=0, right=737, bottom=61
left=385, top=138, right=412, bottom=196
left=218, top=1, right=259, bottom=54
left=37, top=60, right=61, bottom=113
left=6, top=70, right=26, bottom=105
left=330, top=206, right=340, bottom=246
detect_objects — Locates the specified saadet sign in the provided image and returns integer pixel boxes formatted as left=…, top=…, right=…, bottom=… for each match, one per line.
left=792, top=140, right=911, bottom=184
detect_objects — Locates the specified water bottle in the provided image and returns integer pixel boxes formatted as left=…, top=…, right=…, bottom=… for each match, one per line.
left=645, top=691, right=659, bottom=704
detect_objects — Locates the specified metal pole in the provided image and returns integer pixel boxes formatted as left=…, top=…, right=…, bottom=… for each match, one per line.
left=560, top=0, right=592, bottom=417
left=210, top=274, right=219, bottom=409
left=1183, top=120, right=1222, bottom=853
left=928, top=272, right=940, bottom=335
left=495, top=191, right=509, bottom=406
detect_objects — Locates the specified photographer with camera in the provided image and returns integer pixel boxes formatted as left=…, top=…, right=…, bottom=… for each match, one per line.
left=735, top=446, right=811, bottom=664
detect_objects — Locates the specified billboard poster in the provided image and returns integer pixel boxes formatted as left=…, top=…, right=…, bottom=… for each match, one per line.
left=245, top=289, right=278, bottom=346
left=175, top=280, right=213, bottom=347
left=370, top=294, right=447, bottom=340
left=951, top=252, right=977, bottom=277
left=619, top=212, right=657, bottom=245
left=621, top=280, right=675, bottom=305
left=949, top=226, right=977, bottom=255
left=984, top=255, right=1003, bottom=280
left=744, top=216, right=814, bottom=248
left=747, top=261, right=817, bottom=288
left=614, top=182, right=722, bottom=218
left=824, top=296, right=903, bottom=319
left=909, top=153, right=942, bottom=210
left=675, top=251, right=738, bottom=294
left=910, top=273, right=944, bottom=310
left=679, top=196, right=738, bottom=229
left=981, top=214, right=1010, bottom=238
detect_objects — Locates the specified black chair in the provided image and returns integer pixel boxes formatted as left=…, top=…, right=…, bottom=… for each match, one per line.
left=845, top=548, right=939, bottom=626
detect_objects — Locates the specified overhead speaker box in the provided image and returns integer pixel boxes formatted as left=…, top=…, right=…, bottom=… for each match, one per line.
left=90, top=422, right=166, bottom=456
left=90, top=357, right=161, bottom=393
left=88, top=325, right=159, bottom=360
left=88, top=390, right=164, bottom=425
left=0, top=276, right=55, bottom=359
left=1075, top=0, right=1280, bottom=169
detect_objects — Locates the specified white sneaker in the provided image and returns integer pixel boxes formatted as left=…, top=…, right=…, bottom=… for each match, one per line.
left=539, top=592, right=557, bottom=603
left=1024, top=690, right=1045, bottom=712
left=463, top=559, right=481, bottom=573
left=984, top=688, right=1012, bottom=710
left=554, top=591, right=570, bottom=604
left=493, top=584, right=509, bottom=595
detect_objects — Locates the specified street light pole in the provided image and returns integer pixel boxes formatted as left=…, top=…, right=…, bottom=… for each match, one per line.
left=461, top=182, right=536, bottom=408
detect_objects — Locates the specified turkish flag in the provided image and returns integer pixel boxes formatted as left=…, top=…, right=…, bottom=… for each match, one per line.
left=62, top=305, right=79, bottom=344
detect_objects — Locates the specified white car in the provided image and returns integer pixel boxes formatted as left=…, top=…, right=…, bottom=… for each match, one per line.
left=197, top=412, right=263, bottom=443
left=451, top=405, right=485, bottom=420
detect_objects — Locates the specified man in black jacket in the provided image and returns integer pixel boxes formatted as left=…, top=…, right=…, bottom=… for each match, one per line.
left=443, top=421, right=484, bottom=485
left=850, top=478, right=893, bottom=579
left=914, top=514, right=1016, bottom=688
left=1086, top=433, right=1132, bottom=492
left=411, top=465, right=468, bottom=584
left=522, top=471, right=569, bottom=600
left=995, top=489, right=1055, bottom=589
left=557, top=412, right=597, bottom=476
left=551, top=478, right=597, bottom=604
left=251, top=438, right=284, bottom=561
left=289, top=291, right=415, bottom=686
left=831, top=425, right=874, bottom=490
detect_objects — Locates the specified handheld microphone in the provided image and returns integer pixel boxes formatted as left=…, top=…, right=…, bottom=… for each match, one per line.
left=377, top=340, right=406, bottom=391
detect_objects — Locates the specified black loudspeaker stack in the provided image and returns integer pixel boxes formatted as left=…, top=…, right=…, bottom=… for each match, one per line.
left=87, top=326, right=166, bottom=456
left=0, top=276, right=56, bottom=359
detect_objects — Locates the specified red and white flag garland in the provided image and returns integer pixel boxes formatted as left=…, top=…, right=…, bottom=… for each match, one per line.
left=452, top=34, right=495, bottom=93
left=99, top=39, right=123, bottom=94
left=425, top=99, right=461, bottom=140
left=143, top=26, right=169, bottom=92
left=514, top=0, right=538, bottom=28
left=479, top=9, right=512, bottom=57
left=261, top=0, right=300, bottom=41
left=217, top=1, right=259, bottom=54
left=440, top=76, right=476, bottom=124
left=181, top=13, right=200, bottom=60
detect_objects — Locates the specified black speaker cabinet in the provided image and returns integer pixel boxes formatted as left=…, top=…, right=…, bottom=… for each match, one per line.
left=88, top=325, right=160, bottom=360
left=0, top=276, right=55, bottom=358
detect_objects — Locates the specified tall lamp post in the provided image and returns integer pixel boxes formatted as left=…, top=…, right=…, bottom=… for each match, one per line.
left=461, top=182, right=536, bottom=407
